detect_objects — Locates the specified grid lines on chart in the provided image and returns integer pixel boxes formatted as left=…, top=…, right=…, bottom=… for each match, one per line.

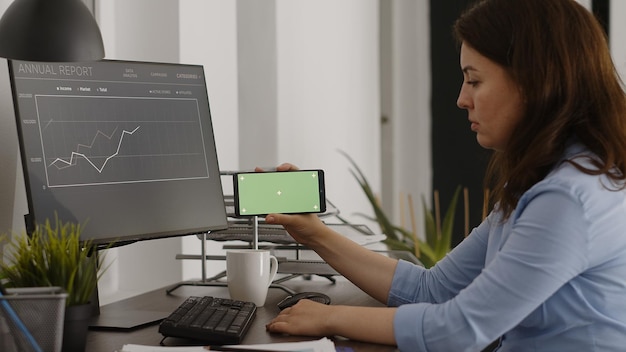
left=36, top=95, right=210, bottom=188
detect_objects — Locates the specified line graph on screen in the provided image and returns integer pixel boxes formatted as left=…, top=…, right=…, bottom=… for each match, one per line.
left=35, top=95, right=211, bottom=188
left=48, top=125, right=141, bottom=173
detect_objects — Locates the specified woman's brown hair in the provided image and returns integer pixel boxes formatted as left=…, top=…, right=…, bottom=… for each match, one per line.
left=454, top=0, right=626, bottom=219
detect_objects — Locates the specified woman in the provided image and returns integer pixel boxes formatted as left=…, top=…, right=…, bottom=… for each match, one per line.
left=265, top=0, right=626, bottom=350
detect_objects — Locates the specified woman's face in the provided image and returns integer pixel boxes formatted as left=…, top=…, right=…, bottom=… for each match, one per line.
left=457, top=43, right=524, bottom=151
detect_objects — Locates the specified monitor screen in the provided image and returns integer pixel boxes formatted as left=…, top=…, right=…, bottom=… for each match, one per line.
left=9, top=59, right=228, bottom=246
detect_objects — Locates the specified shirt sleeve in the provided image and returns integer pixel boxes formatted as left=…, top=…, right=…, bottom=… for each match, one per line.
left=390, top=182, right=590, bottom=351
left=388, top=215, right=492, bottom=306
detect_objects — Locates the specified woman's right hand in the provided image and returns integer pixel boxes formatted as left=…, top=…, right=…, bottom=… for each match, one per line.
left=265, top=212, right=327, bottom=248
left=257, top=163, right=329, bottom=247
left=254, top=162, right=300, bottom=173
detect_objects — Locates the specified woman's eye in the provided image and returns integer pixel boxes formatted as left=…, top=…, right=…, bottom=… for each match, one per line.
left=466, top=80, right=478, bottom=86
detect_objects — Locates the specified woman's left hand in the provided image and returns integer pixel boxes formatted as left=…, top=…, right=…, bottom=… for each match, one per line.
left=266, top=299, right=398, bottom=346
left=266, top=299, right=334, bottom=337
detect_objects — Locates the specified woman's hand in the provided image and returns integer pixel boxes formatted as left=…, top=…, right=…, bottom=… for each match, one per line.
left=256, top=163, right=328, bottom=247
left=266, top=299, right=334, bottom=337
left=265, top=212, right=326, bottom=248
left=255, top=162, right=299, bottom=173
left=266, top=300, right=398, bottom=346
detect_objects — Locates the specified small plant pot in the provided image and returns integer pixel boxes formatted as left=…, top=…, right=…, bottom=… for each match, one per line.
left=62, top=303, right=92, bottom=352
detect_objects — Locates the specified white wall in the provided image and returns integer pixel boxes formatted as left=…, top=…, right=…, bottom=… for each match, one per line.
left=178, top=0, right=239, bottom=286
left=274, top=0, right=381, bottom=223
left=385, top=1, right=431, bottom=233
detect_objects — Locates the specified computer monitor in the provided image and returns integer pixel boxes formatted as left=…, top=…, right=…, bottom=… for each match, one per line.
left=8, top=59, right=228, bottom=247
left=8, top=59, right=229, bottom=329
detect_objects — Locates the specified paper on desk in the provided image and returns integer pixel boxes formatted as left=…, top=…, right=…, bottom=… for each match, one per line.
left=119, top=345, right=205, bottom=351
left=120, top=337, right=336, bottom=352
left=219, top=337, right=336, bottom=351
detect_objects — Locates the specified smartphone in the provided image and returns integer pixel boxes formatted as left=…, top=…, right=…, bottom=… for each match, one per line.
left=233, top=169, right=326, bottom=216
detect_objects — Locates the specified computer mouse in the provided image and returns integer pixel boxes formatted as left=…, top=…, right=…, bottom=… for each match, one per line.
left=277, top=291, right=331, bottom=310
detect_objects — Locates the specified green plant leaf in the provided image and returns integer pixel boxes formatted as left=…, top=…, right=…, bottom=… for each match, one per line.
left=339, top=150, right=465, bottom=268
left=421, top=196, right=437, bottom=247
left=435, top=186, right=461, bottom=257
left=0, top=216, right=111, bottom=306
left=339, top=150, right=404, bottom=242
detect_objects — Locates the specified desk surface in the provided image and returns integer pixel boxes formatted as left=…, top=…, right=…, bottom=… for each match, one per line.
left=87, top=278, right=397, bottom=352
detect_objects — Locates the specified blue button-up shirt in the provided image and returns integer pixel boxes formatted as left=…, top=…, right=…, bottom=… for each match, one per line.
left=389, top=143, right=626, bottom=351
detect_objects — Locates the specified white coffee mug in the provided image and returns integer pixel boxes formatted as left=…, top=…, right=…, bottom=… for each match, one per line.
left=226, top=249, right=279, bottom=306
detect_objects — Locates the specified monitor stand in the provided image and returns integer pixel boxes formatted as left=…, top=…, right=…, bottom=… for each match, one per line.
left=87, top=253, right=170, bottom=331
left=88, top=307, right=168, bottom=330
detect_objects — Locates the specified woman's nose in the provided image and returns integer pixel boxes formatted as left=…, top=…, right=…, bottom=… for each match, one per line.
left=457, top=92, right=468, bottom=109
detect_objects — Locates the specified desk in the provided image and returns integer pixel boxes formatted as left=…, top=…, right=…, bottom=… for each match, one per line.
left=86, top=278, right=397, bottom=352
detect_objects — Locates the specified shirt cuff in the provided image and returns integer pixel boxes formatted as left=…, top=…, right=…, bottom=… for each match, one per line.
left=394, top=302, right=429, bottom=351
left=388, top=259, right=427, bottom=306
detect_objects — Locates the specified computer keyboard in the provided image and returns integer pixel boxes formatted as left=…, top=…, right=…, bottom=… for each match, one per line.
left=158, top=296, right=256, bottom=345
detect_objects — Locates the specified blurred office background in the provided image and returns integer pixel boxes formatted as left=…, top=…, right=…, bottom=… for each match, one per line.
left=0, top=0, right=623, bottom=305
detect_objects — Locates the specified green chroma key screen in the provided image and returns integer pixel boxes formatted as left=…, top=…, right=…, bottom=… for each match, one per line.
left=234, top=170, right=326, bottom=216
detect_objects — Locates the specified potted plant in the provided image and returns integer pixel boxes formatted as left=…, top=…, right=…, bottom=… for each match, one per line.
left=338, top=151, right=467, bottom=268
left=0, top=216, right=108, bottom=352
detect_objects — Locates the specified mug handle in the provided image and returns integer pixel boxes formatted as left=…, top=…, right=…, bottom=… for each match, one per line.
left=267, top=255, right=279, bottom=286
